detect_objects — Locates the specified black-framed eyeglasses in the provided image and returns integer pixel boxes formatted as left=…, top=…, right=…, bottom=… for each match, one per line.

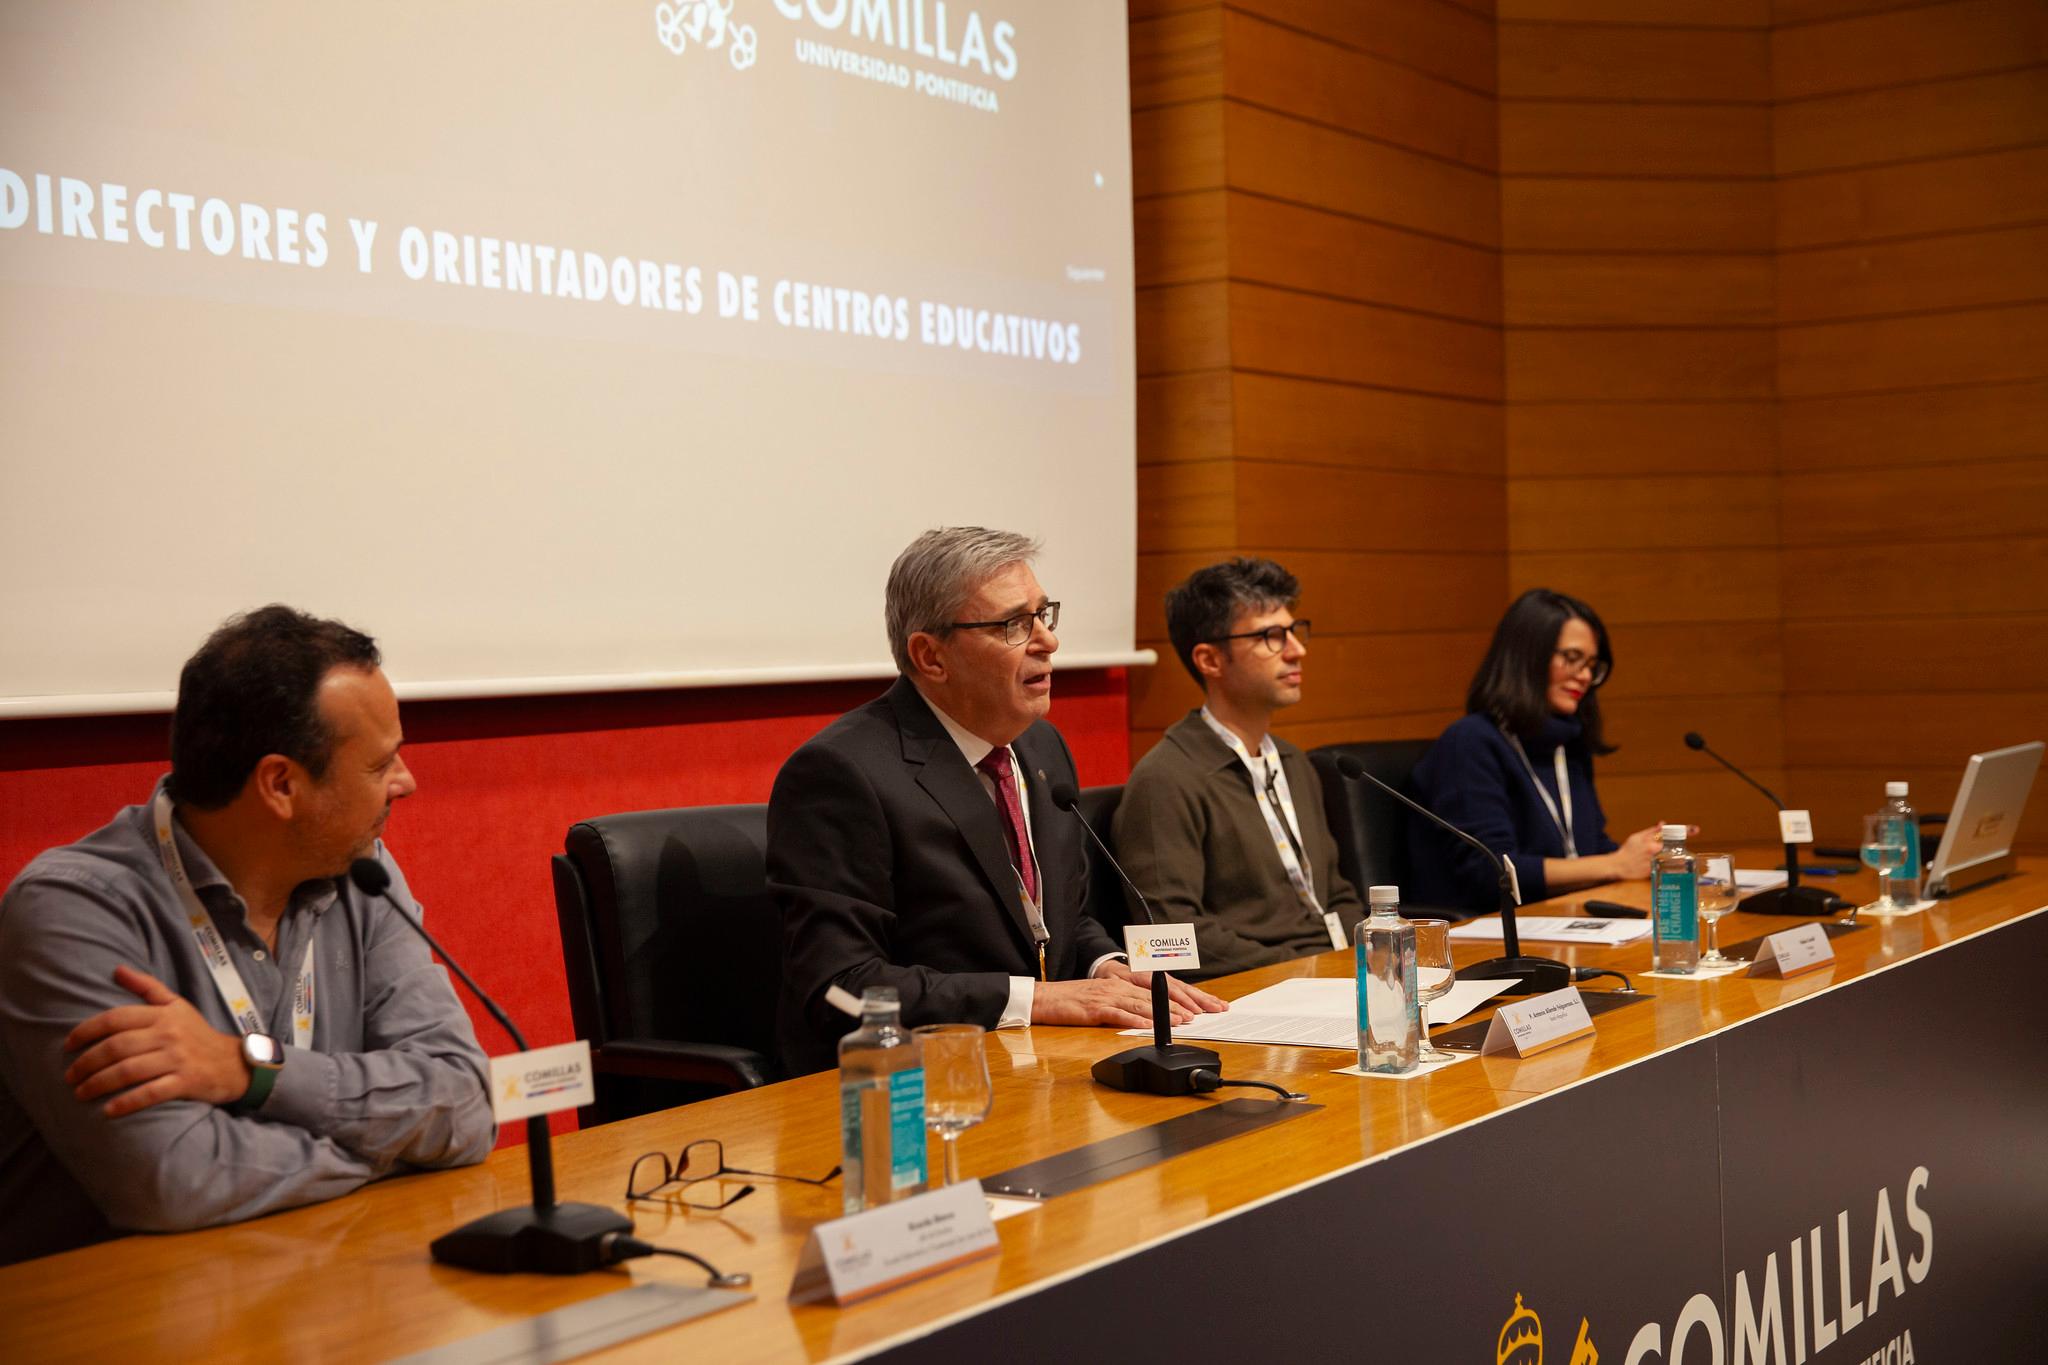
left=1204, top=619, right=1311, bottom=655
left=1554, top=648, right=1611, bottom=688
left=625, top=1138, right=841, bottom=1208
left=946, top=601, right=1060, bottom=647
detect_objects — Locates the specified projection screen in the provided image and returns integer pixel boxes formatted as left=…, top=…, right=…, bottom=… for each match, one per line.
left=0, top=0, right=1140, bottom=716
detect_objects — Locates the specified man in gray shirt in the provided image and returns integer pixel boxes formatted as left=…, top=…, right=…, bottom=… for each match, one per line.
left=0, top=605, right=494, bottom=1264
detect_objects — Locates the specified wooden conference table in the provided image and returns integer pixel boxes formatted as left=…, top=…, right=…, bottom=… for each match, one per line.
left=5, top=858, right=2044, bottom=1362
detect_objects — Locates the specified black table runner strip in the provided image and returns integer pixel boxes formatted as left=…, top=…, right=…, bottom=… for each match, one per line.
left=979, top=1097, right=1321, bottom=1200
left=1431, top=988, right=1651, bottom=1052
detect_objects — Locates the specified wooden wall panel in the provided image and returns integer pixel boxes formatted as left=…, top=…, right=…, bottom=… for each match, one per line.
left=1503, top=254, right=1773, bottom=327
left=1511, top=550, right=1782, bottom=623
left=1509, top=475, right=1779, bottom=551
left=1777, top=303, right=2048, bottom=397
left=1132, top=102, right=1226, bottom=196
left=1498, top=23, right=1771, bottom=101
left=1229, top=284, right=1503, bottom=399
left=1129, top=9, right=1225, bottom=108
left=1507, top=402, right=1777, bottom=477
left=1231, top=375, right=1502, bottom=476
left=1778, top=379, right=2048, bottom=470
left=1776, top=224, right=2048, bottom=324
left=1784, top=692, right=2048, bottom=769
left=1782, top=538, right=2048, bottom=619
left=1597, top=774, right=1786, bottom=848
left=1226, top=103, right=1501, bottom=247
left=1773, top=68, right=2048, bottom=175
left=1502, top=179, right=1773, bottom=252
left=1599, top=695, right=1783, bottom=775
left=1781, top=615, right=2048, bottom=696
left=1227, top=193, right=1501, bottom=324
left=1138, top=372, right=1235, bottom=464
left=1603, top=621, right=1785, bottom=700
left=1221, top=10, right=1499, bottom=169
left=1771, top=0, right=2048, bottom=101
left=1136, top=549, right=1509, bottom=639
left=1498, top=0, right=1769, bottom=25
left=1774, top=145, right=2048, bottom=249
left=1228, top=464, right=1507, bottom=553
left=1231, top=0, right=1499, bottom=91
left=1780, top=459, right=2048, bottom=546
left=1133, top=192, right=1227, bottom=288
left=1136, top=280, right=1231, bottom=375
left=1505, top=329, right=1774, bottom=401
left=1500, top=102, right=1773, bottom=177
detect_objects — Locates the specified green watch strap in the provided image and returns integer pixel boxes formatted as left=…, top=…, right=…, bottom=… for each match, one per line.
left=230, top=1056, right=281, bottom=1115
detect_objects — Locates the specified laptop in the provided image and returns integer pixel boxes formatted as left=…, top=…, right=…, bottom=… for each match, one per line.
left=1924, top=741, right=2044, bottom=896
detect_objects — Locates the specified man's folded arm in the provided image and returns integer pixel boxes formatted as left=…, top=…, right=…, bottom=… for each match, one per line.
left=259, top=886, right=495, bottom=1171
left=0, top=877, right=384, bottom=1234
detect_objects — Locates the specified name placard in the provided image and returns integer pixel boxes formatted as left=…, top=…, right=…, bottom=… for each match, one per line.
left=1125, top=923, right=1201, bottom=973
left=788, top=1179, right=999, bottom=1306
left=1778, top=809, right=1815, bottom=844
left=488, top=1039, right=595, bottom=1123
left=1748, top=923, right=1834, bottom=979
left=1480, top=986, right=1595, bottom=1058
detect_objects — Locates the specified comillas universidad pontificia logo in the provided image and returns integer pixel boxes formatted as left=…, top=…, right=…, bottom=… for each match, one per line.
left=654, top=0, right=759, bottom=70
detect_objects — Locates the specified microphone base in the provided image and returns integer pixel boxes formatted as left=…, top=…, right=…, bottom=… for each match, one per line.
left=1460, top=955, right=1574, bottom=995
left=1739, top=884, right=1849, bottom=917
left=430, top=1201, right=634, bottom=1275
left=1092, top=1042, right=1224, bottom=1096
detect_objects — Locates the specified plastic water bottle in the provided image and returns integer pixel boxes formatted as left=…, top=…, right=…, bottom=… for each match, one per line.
left=837, top=987, right=927, bottom=1215
left=1357, top=885, right=1419, bottom=1073
left=1884, top=781, right=1922, bottom=904
left=1651, top=823, right=1699, bottom=974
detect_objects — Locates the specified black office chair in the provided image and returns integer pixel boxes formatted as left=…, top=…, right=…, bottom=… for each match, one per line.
left=1310, top=739, right=1471, bottom=921
left=551, top=804, right=784, bottom=1126
left=1075, top=784, right=1133, bottom=934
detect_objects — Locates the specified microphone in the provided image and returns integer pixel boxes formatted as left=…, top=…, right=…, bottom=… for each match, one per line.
left=1333, top=756, right=1569, bottom=995
left=347, top=858, right=636, bottom=1275
left=1048, top=782, right=1223, bottom=1096
left=1678, top=735, right=1845, bottom=918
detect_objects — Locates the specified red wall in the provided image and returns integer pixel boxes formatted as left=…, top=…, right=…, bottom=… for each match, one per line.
left=0, top=669, right=1132, bottom=1141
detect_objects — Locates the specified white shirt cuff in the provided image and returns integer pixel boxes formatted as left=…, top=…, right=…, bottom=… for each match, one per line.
left=1089, top=953, right=1127, bottom=979
left=999, top=975, right=1034, bottom=1029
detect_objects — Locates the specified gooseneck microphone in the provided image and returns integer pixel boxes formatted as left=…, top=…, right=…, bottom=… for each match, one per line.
left=1678, top=734, right=1845, bottom=918
left=1047, top=783, right=1225, bottom=1096
left=1333, top=756, right=1570, bottom=994
left=348, top=859, right=645, bottom=1276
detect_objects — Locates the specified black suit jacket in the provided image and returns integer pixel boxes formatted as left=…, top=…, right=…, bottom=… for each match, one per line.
left=768, top=676, right=1119, bottom=1074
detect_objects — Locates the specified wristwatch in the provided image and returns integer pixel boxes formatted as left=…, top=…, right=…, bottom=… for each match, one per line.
left=231, top=1033, right=284, bottom=1114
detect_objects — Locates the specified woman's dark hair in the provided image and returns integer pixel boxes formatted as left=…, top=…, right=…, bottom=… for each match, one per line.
left=167, top=604, right=382, bottom=810
left=1465, top=588, right=1614, bottom=754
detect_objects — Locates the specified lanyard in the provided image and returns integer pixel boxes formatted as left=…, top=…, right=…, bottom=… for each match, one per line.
left=1201, top=710, right=1344, bottom=948
left=151, top=791, right=317, bottom=1048
left=1507, top=735, right=1577, bottom=858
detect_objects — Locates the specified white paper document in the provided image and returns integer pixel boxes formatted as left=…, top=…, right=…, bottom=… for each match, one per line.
left=1448, top=916, right=1651, bottom=946
left=1735, top=869, right=1788, bottom=892
left=1119, top=976, right=1513, bottom=1050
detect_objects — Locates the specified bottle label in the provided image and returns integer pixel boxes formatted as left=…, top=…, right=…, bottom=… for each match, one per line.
left=1654, top=871, right=1697, bottom=941
left=1898, top=819, right=1922, bottom=879
left=887, top=1067, right=927, bottom=1192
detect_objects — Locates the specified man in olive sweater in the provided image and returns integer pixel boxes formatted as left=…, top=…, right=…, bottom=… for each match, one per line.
left=1112, top=559, right=1363, bottom=979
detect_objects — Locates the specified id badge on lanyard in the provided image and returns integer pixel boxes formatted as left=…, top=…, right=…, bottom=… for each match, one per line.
left=1201, top=711, right=1343, bottom=948
left=152, top=791, right=317, bottom=1048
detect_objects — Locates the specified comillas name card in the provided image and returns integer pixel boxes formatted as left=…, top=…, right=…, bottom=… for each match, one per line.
left=1779, top=809, right=1815, bottom=844
left=1124, top=923, right=1201, bottom=973
left=1748, top=922, right=1834, bottom=979
left=1479, top=986, right=1596, bottom=1058
left=788, top=1179, right=999, bottom=1306
left=488, top=1039, right=595, bottom=1123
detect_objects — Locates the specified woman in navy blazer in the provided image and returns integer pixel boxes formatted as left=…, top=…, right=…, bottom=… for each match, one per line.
left=1407, top=589, right=1664, bottom=913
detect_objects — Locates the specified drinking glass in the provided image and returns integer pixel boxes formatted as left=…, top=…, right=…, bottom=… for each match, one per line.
left=913, top=1024, right=993, bottom=1186
left=1860, top=812, right=1909, bottom=917
left=1411, top=919, right=1457, bottom=1064
left=1696, top=854, right=1746, bottom=966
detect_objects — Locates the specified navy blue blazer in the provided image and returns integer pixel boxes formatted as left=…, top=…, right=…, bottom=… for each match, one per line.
left=1406, top=712, right=1618, bottom=913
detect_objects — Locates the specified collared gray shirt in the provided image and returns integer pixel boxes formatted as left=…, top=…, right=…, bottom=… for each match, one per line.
left=0, top=781, right=495, bottom=1264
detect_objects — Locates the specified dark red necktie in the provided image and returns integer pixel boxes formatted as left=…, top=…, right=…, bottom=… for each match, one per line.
left=976, top=747, right=1039, bottom=907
